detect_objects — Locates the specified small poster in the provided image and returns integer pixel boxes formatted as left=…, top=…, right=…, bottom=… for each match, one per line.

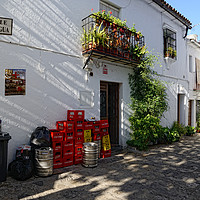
left=5, top=69, right=26, bottom=96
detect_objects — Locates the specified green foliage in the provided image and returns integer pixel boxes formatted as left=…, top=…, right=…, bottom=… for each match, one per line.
left=196, top=112, right=200, bottom=128
left=127, top=53, right=169, bottom=150
left=185, top=126, right=195, bottom=136
left=170, top=121, right=186, bottom=136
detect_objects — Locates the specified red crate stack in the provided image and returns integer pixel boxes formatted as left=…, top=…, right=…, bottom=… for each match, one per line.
left=100, top=120, right=111, bottom=158
left=92, top=121, right=101, bottom=141
left=100, top=120, right=109, bottom=136
left=50, top=110, right=111, bottom=170
left=53, top=121, right=75, bottom=168
left=50, top=130, right=64, bottom=169
left=67, top=110, right=85, bottom=165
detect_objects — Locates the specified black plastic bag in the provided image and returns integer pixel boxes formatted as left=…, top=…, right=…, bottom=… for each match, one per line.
left=30, top=126, right=51, bottom=148
left=8, top=159, right=34, bottom=181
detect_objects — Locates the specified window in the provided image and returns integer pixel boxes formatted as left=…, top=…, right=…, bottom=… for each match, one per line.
left=189, top=55, right=193, bottom=72
left=163, top=28, right=176, bottom=59
left=100, top=0, right=120, bottom=18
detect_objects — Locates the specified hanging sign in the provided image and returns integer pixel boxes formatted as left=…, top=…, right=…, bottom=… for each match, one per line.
left=0, top=17, right=13, bottom=35
left=103, top=65, right=108, bottom=74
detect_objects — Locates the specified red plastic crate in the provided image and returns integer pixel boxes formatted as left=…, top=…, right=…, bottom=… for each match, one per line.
left=74, top=155, right=83, bottom=164
left=84, top=121, right=93, bottom=130
left=75, top=128, right=84, bottom=137
left=93, top=121, right=101, bottom=132
left=67, top=110, right=85, bottom=120
left=74, top=120, right=84, bottom=129
left=63, top=146, right=74, bottom=157
left=53, top=158, right=63, bottom=169
left=74, top=136, right=84, bottom=144
left=63, top=156, right=74, bottom=167
left=100, top=120, right=109, bottom=128
left=50, top=129, right=63, bottom=141
left=101, top=128, right=109, bottom=136
left=64, top=131, right=74, bottom=140
left=52, top=141, right=63, bottom=151
left=63, top=140, right=74, bottom=148
left=56, top=121, right=74, bottom=132
left=100, top=149, right=111, bottom=158
left=53, top=150, right=62, bottom=160
left=74, top=144, right=83, bottom=155
left=93, top=132, right=101, bottom=141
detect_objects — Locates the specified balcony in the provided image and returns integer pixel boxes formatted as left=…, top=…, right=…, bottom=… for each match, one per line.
left=81, top=14, right=145, bottom=66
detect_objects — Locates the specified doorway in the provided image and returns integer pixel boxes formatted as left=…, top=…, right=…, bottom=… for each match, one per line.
left=178, top=94, right=185, bottom=125
left=100, top=81, right=119, bottom=145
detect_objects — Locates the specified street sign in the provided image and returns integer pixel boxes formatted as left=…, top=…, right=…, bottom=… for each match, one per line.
left=0, top=17, right=13, bottom=35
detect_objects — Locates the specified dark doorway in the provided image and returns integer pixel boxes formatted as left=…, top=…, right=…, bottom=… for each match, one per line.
left=100, top=81, right=119, bottom=145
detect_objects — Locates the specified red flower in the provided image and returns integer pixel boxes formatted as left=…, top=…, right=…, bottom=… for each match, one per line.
left=102, top=10, right=105, bottom=12
left=110, top=11, right=112, bottom=14
left=91, top=8, right=93, bottom=12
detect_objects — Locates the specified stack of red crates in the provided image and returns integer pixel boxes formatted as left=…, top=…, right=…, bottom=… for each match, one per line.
left=67, top=110, right=85, bottom=165
left=56, top=120, right=75, bottom=168
left=50, top=110, right=111, bottom=169
left=92, top=120, right=101, bottom=141
left=50, top=130, right=64, bottom=169
left=100, top=120, right=111, bottom=158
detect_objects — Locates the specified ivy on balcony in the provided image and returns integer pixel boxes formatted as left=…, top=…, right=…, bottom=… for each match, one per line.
left=81, top=11, right=146, bottom=66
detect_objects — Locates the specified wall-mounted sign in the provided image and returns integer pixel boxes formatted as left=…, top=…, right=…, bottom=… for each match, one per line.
left=5, top=69, right=26, bottom=96
left=103, top=65, right=108, bottom=74
left=0, top=17, right=13, bottom=35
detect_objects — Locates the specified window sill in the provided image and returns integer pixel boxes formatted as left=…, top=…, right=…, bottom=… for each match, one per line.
left=164, top=57, right=176, bottom=69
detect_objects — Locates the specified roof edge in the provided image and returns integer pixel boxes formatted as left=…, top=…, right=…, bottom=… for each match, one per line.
left=152, top=0, right=192, bottom=28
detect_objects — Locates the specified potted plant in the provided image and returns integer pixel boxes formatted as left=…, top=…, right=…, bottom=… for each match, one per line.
left=172, top=49, right=177, bottom=59
left=165, top=47, right=173, bottom=58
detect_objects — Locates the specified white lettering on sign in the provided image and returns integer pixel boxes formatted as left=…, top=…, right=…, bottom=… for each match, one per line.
left=0, top=17, right=13, bottom=35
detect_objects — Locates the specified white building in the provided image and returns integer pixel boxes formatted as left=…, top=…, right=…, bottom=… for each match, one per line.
left=0, top=0, right=193, bottom=162
left=187, top=34, right=200, bottom=127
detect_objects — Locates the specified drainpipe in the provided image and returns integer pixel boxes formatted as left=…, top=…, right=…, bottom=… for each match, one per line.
left=183, top=26, right=188, bottom=38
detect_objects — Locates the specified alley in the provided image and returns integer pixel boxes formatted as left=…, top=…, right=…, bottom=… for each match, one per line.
left=1, top=133, right=200, bottom=200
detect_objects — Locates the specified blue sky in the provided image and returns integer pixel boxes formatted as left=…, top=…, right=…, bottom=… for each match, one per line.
left=166, top=0, right=200, bottom=37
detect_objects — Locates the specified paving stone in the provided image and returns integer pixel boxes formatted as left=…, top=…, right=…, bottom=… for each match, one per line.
left=1, top=134, right=200, bottom=199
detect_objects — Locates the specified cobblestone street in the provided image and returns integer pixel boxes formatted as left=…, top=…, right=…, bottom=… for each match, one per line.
left=1, top=134, right=200, bottom=200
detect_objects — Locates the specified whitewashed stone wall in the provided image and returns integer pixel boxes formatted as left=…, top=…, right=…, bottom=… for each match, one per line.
left=0, top=0, right=190, bottom=162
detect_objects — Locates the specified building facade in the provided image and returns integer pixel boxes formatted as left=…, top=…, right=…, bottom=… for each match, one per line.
left=0, top=0, right=193, bottom=162
left=187, top=34, right=200, bottom=127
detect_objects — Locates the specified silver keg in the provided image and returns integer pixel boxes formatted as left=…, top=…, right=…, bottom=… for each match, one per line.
left=35, top=147, right=53, bottom=177
left=93, top=140, right=101, bottom=158
left=82, top=142, right=98, bottom=167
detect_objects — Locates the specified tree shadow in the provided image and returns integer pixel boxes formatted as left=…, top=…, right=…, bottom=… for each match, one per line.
left=1, top=134, right=200, bottom=199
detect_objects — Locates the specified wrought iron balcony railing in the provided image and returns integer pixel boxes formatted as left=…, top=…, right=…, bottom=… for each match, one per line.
left=81, top=14, right=145, bottom=66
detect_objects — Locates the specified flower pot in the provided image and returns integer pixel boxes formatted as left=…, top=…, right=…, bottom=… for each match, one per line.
left=134, top=34, right=140, bottom=41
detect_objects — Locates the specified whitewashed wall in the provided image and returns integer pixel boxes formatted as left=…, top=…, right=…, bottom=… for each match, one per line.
left=187, top=36, right=200, bottom=126
left=0, top=0, right=190, bottom=162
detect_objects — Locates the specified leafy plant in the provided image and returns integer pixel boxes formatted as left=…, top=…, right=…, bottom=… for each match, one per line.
left=91, top=22, right=108, bottom=47
left=185, top=126, right=195, bottom=136
left=127, top=54, right=169, bottom=150
left=165, top=47, right=176, bottom=58
left=170, top=121, right=186, bottom=136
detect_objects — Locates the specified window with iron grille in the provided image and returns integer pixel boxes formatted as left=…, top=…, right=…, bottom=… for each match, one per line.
left=100, top=0, right=120, bottom=18
left=163, top=28, right=176, bottom=59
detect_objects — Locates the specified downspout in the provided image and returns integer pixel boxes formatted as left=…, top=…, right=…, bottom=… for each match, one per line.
left=183, top=26, right=189, bottom=39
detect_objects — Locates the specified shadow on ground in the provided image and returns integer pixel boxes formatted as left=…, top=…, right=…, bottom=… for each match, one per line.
left=1, top=134, right=200, bottom=200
